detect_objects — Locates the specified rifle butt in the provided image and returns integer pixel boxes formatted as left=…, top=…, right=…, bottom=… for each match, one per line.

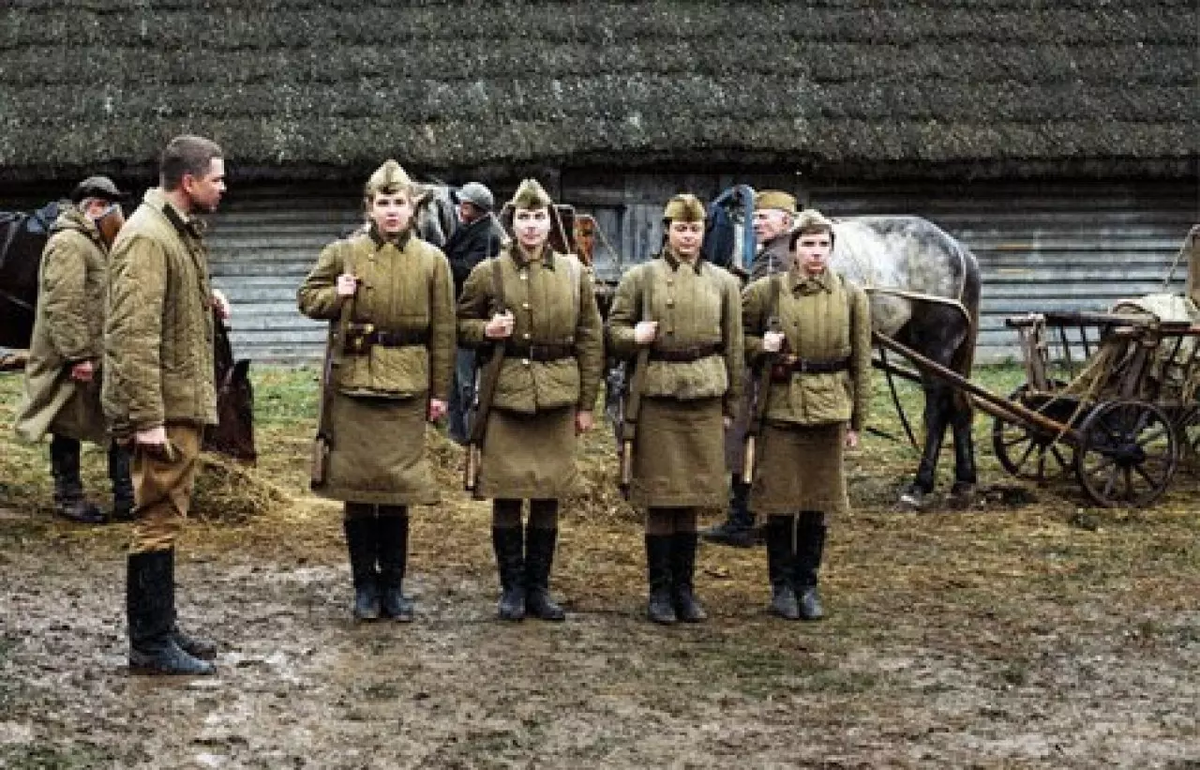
left=463, top=444, right=481, bottom=492
left=309, top=436, right=330, bottom=489
left=618, top=439, right=634, bottom=500
left=742, top=435, right=757, bottom=483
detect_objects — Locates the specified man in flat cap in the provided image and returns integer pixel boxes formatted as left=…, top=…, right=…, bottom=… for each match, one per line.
left=706, top=189, right=798, bottom=548
left=14, top=175, right=131, bottom=525
left=444, top=181, right=504, bottom=444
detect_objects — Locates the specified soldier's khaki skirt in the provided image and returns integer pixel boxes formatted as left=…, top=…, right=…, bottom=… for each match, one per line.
left=749, top=421, right=848, bottom=516
left=477, top=406, right=577, bottom=500
left=314, top=393, right=439, bottom=506
left=630, top=396, right=727, bottom=509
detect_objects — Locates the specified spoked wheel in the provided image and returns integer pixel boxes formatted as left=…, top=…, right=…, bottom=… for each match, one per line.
left=1178, top=405, right=1200, bottom=467
left=991, top=383, right=1074, bottom=482
left=1074, top=400, right=1179, bottom=508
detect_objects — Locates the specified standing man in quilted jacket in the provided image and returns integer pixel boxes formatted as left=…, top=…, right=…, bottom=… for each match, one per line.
left=15, top=176, right=131, bottom=524
left=103, top=135, right=229, bottom=676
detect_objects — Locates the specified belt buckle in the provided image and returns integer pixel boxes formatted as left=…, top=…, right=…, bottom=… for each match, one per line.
left=529, top=344, right=546, bottom=359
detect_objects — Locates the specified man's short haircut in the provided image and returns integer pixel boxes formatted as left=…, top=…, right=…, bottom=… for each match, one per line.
left=160, top=135, right=223, bottom=191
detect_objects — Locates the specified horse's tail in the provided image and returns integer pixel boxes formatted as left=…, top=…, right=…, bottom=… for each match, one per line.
left=950, top=241, right=982, bottom=414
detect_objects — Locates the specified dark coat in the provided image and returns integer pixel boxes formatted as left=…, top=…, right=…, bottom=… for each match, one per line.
left=445, top=214, right=504, bottom=298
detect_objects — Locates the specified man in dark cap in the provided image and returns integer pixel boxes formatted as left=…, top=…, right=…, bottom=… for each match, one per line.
left=444, top=181, right=504, bottom=443
left=706, top=190, right=798, bottom=547
left=14, top=175, right=132, bottom=524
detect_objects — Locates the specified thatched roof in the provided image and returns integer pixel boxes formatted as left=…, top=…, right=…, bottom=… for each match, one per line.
left=0, top=0, right=1195, bottom=183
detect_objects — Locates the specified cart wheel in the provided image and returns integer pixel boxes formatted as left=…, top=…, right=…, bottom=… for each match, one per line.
left=991, top=384, right=1073, bottom=482
left=1075, top=400, right=1178, bottom=507
left=1179, top=405, right=1200, bottom=466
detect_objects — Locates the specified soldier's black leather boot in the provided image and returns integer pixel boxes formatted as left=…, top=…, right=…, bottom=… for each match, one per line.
left=795, top=512, right=827, bottom=621
left=524, top=527, right=565, bottom=621
left=700, top=478, right=759, bottom=548
left=492, top=526, right=526, bottom=621
left=766, top=515, right=800, bottom=620
left=127, top=551, right=215, bottom=675
left=162, top=549, right=218, bottom=659
left=644, top=534, right=676, bottom=624
left=343, top=515, right=381, bottom=621
left=50, top=435, right=105, bottom=524
left=108, top=443, right=135, bottom=522
left=377, top=509, right=415, bottom=622
left=670, top=532, right=707, bottom=623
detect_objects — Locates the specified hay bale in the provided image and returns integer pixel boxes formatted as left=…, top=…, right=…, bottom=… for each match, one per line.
left=192, top=453, right=291, bottom=523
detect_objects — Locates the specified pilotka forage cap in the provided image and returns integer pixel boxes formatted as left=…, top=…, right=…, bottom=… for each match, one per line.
left=364, top=159, right=412, bottom=198
left=70, top=175, right=129, bottom=204
left=753, top=190, right=797, bottom=215
left=509, top=178, right=552, bottom=210
left=794, top=208, right=834, bottom=233
left=453, top=181, right=495, bottom=212
left=662, top=193, right=707, bottom=222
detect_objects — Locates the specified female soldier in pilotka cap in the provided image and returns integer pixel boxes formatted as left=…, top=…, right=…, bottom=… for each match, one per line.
left=456, top=178, right=604, bottom=622
left=298, top=159, right=456, bottom=623
left=741, top=208, right=872, bottom=621
left=605, top=193, right=744, bottom=624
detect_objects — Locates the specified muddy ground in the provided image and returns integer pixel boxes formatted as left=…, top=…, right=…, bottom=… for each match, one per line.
left=1, top=369, right=1198, bottom=769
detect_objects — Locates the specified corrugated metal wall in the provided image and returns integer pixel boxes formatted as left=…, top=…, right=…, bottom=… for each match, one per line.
left=205, top=179, right=1197, bottom=365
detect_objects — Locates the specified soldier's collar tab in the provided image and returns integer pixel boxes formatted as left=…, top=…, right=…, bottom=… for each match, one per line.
left=663, top=248, right=702, bottom=274
left=369, top=224, right=411, bottom=250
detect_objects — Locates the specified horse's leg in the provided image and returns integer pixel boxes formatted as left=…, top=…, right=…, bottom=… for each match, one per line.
left=947, top=391, right=979, bottom=509
left=899, top=374, right=953, bottom=509
left=896, top=304, right=976, bottom=511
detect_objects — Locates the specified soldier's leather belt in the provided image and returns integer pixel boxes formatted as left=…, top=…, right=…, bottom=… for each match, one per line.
left=648, top=343, right=723, bottom=362
left=344, top=324, right=429, bottom=354
left=504, top=342, right=575, bottom=361
left=770, top=356, right=849, bottom=381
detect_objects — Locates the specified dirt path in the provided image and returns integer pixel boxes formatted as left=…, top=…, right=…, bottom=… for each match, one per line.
left=2, top=491, right=1198, bottom=769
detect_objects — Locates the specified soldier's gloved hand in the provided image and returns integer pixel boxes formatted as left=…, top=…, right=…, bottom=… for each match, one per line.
left=485, top=310, right=515, bottom=339
left=633, top=320, right=658, bottom=345
left=69, top=360, right=96, bottom=382
left=336, top=273, right=359, bottom=297
left=763, top=331, right=785, bottom=353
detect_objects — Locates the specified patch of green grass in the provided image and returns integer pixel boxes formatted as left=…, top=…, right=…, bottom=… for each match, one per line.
left=252, top=366, right=319, bottom=426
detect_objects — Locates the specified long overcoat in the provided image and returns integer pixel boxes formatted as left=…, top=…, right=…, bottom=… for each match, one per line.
left=14, top=206, right=109, bottom=444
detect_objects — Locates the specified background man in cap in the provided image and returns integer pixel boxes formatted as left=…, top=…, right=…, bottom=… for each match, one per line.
left=707, top=190, right=798, bottom=548
left=14, top=175, right=131, bottom=524
left=443, top=181, right=504, bottom=443
left=104, top=134, right=228, bottom=675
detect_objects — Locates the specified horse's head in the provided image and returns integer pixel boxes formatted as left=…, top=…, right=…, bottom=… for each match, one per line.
left=412, top=183, right=457, bottom=248
left=202, top=313, right=257, bottom=464
left=0, top=201, right=60, bottom=349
